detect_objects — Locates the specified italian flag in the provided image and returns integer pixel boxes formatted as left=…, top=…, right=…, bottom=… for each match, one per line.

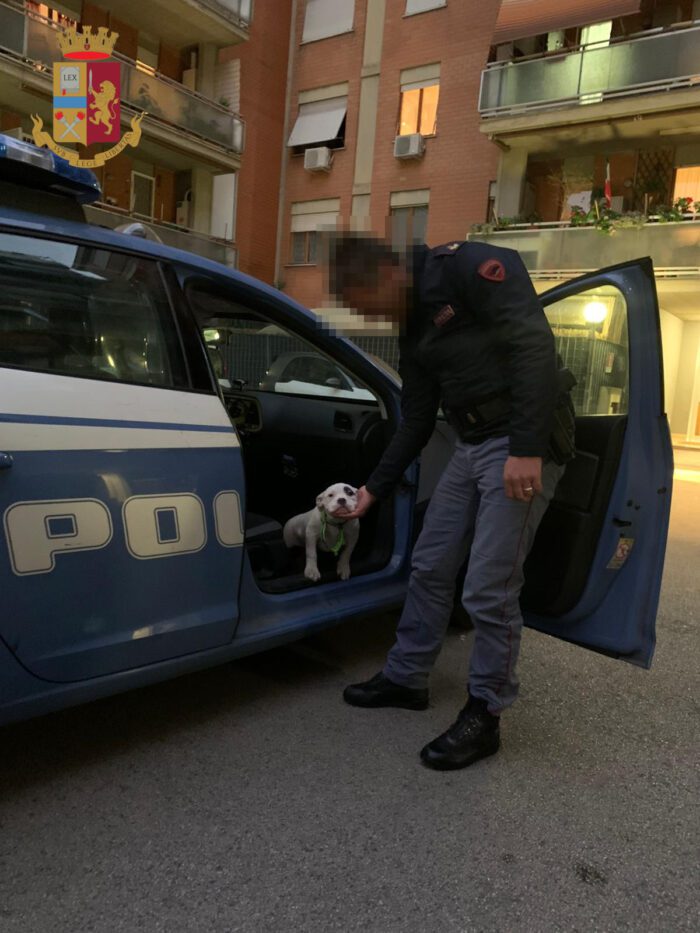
left=604, top=159, right=612, bottom=208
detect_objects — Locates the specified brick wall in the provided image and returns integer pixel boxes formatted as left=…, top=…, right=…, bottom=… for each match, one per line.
left=222, top=0, right=294, bottom=286
left=372, top=0, right=501, bottom=243
left=278, top=0, right=501, bottom=310
left=280, top=0, right=368, bottom=309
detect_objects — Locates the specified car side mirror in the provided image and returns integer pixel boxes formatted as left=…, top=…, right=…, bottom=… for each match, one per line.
left=325, top=377, right=341, bottom=388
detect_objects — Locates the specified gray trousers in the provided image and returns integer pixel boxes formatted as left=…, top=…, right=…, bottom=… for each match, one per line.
left=384, top=436, right=564, bottom=714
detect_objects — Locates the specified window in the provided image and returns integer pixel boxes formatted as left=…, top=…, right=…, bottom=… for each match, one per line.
left=290, top=199, right=340, bottom=265
left=188, top=289, right=377, bottom=404
left=0, top=234, right=187, bottom=388
left=287, top=96, right=347, bottom=151
left=291, top=231, right=317, bottom=265
left=405, top=0, right=446, bottom=15
left=302, top=0, right=354, bottom=43
left=131, top=171, right=155, bottom=217
left=399, top=65, right=440, bottom=136
left=673, top=166, right=700, bottom=208
left=390, top=206, right=429, bottom=250
left=390, top=190, right=429, bottom=250
left=27, top=2, right=79, bottom=26
left=486, top=180, right=497, bottom=223
left=279, top=354, right=352, bottom=390
left=544, top=285, right=628, bottom=416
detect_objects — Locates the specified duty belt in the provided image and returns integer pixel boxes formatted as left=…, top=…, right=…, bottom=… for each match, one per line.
left=444, top=394, right=511, bottom=434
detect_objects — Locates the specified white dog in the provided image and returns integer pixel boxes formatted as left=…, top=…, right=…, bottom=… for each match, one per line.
left=283, top=483, right=360, bottom=582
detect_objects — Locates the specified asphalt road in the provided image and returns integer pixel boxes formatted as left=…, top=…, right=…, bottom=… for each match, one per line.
left=1, top=479, right=698, bottom=933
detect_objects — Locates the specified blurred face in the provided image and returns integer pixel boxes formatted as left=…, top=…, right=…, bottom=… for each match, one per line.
left=342, top=261, right=410, bottom=323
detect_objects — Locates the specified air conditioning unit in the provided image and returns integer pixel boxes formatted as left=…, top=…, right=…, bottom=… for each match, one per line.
left=394, top=133, right=425, bottom=160
left=304, top=146, right=332, bottom=173
left=4, top=127, right=34, bottom=145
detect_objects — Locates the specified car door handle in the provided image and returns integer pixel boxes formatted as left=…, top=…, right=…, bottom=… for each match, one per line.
left=333, top=411, right=352, bottom=433
left=0, top=452, right=13, bottom=470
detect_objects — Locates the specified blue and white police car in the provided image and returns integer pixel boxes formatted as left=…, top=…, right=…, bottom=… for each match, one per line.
left=0, top=135, right=673, bottom=726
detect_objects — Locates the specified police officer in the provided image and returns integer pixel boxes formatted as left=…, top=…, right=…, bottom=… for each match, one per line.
left=327, top=233, right=574, bottom=771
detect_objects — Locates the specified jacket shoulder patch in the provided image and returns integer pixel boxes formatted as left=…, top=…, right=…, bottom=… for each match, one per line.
left=478, top=259, right=506, bottom=282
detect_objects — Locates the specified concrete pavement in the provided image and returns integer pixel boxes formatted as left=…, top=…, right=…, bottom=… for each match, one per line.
left=0, top=479, right=698, bottom=933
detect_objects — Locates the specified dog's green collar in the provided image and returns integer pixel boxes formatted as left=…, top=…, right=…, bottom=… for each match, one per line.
left=320, top=511, right=345, bottom=557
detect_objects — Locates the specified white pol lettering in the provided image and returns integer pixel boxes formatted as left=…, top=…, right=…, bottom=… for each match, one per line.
left=4, top=499, right=113, bottom=575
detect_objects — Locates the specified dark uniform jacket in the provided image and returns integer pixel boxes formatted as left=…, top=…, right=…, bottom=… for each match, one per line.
left=366, top=241, right=559, bottom=500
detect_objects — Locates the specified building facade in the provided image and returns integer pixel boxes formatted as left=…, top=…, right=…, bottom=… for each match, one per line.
left=0, top=0, right=251, bottom=265
left=475, top=0, right=700, bottom=444
left=233, top=0, right=502, bottom=310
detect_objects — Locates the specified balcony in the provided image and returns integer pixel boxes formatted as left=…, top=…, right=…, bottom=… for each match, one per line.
left=96, top=0, right=252, bottom=47
left=84, top=203, right=238, bottom=268
left=480, top=23, right=700, bottom=119
left=0, top=3, right=245, bottom=160
left=467, top=220, right=700, bottom=279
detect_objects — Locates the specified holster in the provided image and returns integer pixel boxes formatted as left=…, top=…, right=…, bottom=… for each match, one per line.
left=445, top=367, right=577, bottom=466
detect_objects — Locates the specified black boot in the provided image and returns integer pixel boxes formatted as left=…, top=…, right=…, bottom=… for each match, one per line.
left=420, top=694, right=500, bottom=770
left=343, top=672, right=429, bottom=710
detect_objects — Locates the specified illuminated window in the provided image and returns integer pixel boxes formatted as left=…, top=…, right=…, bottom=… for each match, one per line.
left=399, top=65, right=440, bottom=136
left=137, top=36, right=159, bottom=76
left=673, top=166, right=700, bottom=207
left=28, top=2, right=78, bottom=26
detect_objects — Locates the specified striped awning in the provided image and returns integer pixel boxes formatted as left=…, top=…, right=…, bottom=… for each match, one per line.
left=494, top=1, right=641, bottom=45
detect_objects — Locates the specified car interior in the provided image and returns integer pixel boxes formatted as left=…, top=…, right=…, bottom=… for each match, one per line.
left=187, top=280, right=398, bottom=593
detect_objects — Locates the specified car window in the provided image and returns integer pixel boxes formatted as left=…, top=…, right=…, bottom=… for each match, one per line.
left=0, top=233, right=187, bottom=388
left=279, top=355, right=351, bottom=389
left=544, top=285, right=628, bottom=415
left=188, top=283, right=378, bottom=403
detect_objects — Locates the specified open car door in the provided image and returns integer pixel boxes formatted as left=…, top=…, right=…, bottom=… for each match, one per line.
left=521, top=259, right=673, bottom=667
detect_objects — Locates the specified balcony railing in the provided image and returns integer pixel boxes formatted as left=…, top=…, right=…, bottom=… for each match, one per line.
left=201, top=0, right=253, bottom=29
left=467, top=221, right=700, bottom=278
left=84, top=203, right=238, bottom=268
left=480, top=23, right=700, bottom=117
left=0, top=2, right=245, bottom=153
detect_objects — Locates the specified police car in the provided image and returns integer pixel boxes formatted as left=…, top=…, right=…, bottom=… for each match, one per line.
left=0, top=135, right=673, bottom=726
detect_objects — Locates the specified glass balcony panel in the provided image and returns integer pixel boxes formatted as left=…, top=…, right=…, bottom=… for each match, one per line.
left=481, top=26, right=700, bottom=114
left=0, top=3, right=24, bottom=56
left=122, top=63, right=240, bottom=150
left=84, top=203, right=237, bottom=267
left=481, top=52, right=583, bottom=111
left=25, top=9, right=62, bottom=67
left=469, top=223, right=700, bottom=273
left=203, top=0, right=253, bottom=26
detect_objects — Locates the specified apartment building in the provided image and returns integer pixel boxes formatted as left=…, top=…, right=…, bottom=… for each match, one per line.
left=0, top=0, right=251, bottom=265
left=473, top=0, right=700, bottom=444
left=228, top=0, right=502, bottom=310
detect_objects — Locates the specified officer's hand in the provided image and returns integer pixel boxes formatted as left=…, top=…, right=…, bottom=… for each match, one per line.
left=504, top=456, right=543, bottom=502
left=343, top=486, right=377, bottom=519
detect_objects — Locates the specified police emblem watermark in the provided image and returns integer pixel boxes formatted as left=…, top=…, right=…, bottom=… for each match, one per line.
left=31, top=25, right=145, bottom=168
